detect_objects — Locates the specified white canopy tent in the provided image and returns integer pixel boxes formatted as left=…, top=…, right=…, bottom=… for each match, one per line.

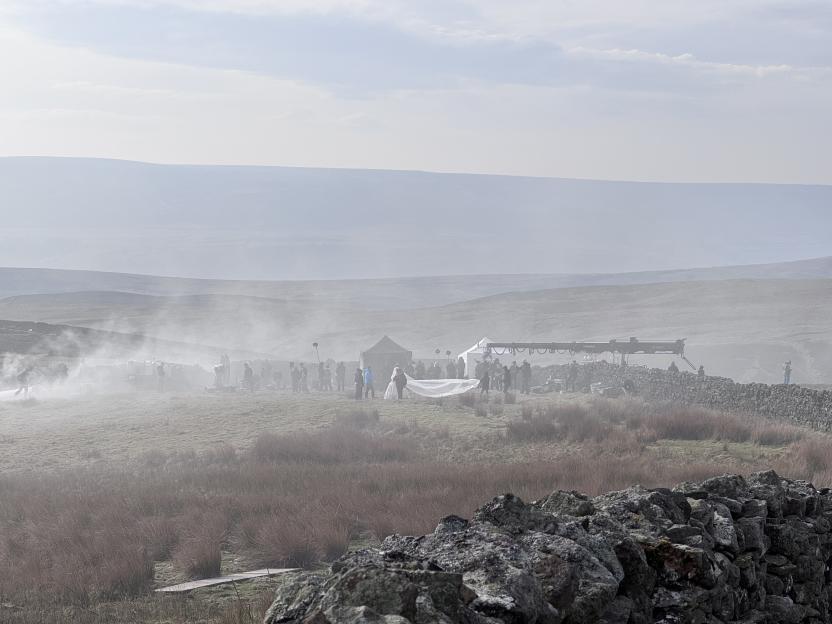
left=457, top=337, right=496, bottom=379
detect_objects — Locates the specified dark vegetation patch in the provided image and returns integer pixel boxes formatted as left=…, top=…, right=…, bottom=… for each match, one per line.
left=506, top=398, right=806, bottom=447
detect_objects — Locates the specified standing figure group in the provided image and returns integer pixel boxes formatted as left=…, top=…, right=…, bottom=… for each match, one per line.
left=477, top=359, right=531, bottom=396
left=289, top=362, right=309, bottom=393
left=409, top=358, right=466, bottom=380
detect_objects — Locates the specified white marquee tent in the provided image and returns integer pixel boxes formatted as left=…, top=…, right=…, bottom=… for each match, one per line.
left=457, top=337, right=496, bottom=378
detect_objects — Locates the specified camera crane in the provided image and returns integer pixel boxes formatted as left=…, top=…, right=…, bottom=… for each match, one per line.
left=484, top=337, right=695, bottom=369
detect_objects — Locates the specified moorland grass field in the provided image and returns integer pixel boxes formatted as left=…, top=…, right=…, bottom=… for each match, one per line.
left=2, top=389, right=832, bottom=623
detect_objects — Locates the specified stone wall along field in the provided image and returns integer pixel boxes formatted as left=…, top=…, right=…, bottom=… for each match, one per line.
left=541, top=363, right=832, bottom=431
left=265, top=472, right=832, bottom=624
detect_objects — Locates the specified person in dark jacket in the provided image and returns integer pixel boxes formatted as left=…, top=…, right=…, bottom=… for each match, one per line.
left=567, top=360, right=578, bottom=392
left=354, top=368, right=364, bottom=400
left=478, top=370, right=490, bottom=398
left=393, top=366, right=408, bottom=399
left=502, top=365, right=512, bottom=396
left=336, top=362, right=346, bottom=391
left=520, top=360, right=532, bottom=394
left=300, top=363, right=309, bottom=392
left=243, top=362, right=253, bottom=392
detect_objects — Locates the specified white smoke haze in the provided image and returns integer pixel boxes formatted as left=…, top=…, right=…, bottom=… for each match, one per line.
left=2, top=264, right=831, bottom=393
left=4, top=5, right=832, bottom=624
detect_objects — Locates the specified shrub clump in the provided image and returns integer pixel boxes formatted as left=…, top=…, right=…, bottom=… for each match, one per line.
left=251, top=429, right=412, bottom=464
left=458, top=393, right=476, bottom=408
left=334, top=409, right=380, bottom=429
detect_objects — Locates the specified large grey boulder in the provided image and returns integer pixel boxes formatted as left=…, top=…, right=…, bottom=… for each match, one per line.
left=264, top=472, right=832, bottom=624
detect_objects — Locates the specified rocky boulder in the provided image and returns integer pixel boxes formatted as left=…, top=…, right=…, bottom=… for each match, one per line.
left=264, top=472, right=832, bottom=624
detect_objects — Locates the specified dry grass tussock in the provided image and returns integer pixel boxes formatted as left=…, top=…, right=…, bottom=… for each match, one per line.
left=507, top=398, right=806, bottom=448
left=0, top=402, right=829, bottom=621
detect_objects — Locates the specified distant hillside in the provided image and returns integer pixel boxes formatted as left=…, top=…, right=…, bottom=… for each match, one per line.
left=1, top=256, right=832, bottom=310
left=1, top=278, right=831, bottom=384
left=0, top=319, right=266, bottom=363
left=0, top=157, right=830, bottom=279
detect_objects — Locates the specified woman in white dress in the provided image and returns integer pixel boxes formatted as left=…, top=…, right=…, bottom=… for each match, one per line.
left=384, top=366, right=408, bottom=400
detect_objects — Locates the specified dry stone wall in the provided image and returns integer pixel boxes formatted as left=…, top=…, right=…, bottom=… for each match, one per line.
left=540, top=363, right=832, bottom=431
left=265, top=472, right=832, bottom=624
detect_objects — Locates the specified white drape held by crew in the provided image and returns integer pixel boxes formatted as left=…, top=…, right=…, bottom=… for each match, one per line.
left=384, top=371, right=479, bottom=400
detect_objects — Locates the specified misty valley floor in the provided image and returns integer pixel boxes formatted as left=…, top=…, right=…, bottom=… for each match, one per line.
left=2, top=389, right=832, bottom=624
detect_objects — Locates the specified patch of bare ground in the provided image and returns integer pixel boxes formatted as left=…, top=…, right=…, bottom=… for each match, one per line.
left=1, top=392, right=831, bottom=623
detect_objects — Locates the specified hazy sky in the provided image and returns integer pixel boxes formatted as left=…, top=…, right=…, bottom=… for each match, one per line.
left=1, top=0, right=830, bottom=183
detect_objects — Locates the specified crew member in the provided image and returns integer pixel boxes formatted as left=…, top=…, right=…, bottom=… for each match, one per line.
left=363, top=366, right=375, bottom=399
left=393, top=366, right=408, bottom=400
left=478, top=369, right=490, bottom=398
left=502, top=365, right=512, bottom=396
left=354, top=367, right=364, bottom=400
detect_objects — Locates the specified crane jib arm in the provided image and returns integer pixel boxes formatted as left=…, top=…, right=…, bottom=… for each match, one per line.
left=484, top=339, right=686, bottom=356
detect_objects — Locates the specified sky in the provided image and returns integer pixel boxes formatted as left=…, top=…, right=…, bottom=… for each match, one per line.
left=0, top=0, right=830, bottom=183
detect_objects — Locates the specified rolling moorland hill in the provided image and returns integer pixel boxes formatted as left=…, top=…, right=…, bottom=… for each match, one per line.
left=0, top=319, right=257, bottom=364
left=0, top=255, right=831, bottom=310
left=1, top=157, right=831, bottom=280
left=0, top=277, right=830, bottom=384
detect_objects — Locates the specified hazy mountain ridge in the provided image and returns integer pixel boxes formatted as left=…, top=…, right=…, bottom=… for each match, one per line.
left=1, top=255, right=832, bottom=310
left=1, top=157, right=831, bottom=279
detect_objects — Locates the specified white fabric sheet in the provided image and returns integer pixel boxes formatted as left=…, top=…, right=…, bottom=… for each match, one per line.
left=384, top=374, right=480, bottom=399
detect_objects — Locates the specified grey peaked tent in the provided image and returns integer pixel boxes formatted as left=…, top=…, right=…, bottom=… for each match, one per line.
left=360, top=336, right=413, bottom=387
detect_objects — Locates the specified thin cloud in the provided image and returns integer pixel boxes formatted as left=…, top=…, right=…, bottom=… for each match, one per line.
left=0, top=0, right=830, bottom=183
left=568, top=46, right=830, bottom=79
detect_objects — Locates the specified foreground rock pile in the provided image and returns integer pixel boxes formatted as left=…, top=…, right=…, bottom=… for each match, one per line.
left=545, top=363, right=832, bottom=430
left=265, top=472, right=832, bottom=623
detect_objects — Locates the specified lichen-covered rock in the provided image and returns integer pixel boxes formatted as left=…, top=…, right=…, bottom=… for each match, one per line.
left=264, top=472, right=832, bottom=624
left=536, top=490, right=596, bottom=518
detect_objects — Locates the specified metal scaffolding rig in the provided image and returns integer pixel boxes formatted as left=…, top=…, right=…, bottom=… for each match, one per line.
left=485, top=337, right=695, bottom=369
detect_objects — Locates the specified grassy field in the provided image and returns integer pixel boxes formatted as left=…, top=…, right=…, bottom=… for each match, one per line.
left=1, top=389, right=831, bottom=623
